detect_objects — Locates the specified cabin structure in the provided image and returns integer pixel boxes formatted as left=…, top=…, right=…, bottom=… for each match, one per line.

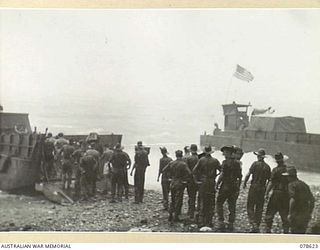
left=200, top=102, right=320, bottom=172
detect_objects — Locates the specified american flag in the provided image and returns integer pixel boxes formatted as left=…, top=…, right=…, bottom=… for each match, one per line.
left=233, top=64, right=254, bottom=82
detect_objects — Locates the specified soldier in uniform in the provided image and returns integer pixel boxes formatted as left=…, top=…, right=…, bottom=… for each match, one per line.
left=72, top=141, right=86, bottom=199
left=42, top=133, right=56, bottom=180
left=283, top=166, right=315, bottom=234
left=243, top=148, right=271, bottom=233
left=265, top=152, right=289, bottom=233
left=192, top=145, right=221, bottom=227
left=157, top=147, right=173, bottom=210
left=216, top=145, right=242, bottom=232
left=100, top=144, right=114, bottom=195
left=130, top=141, right=150, bottom=203
left=163, top=150, right=191, bottom=222
left=234, top=146, right=244, bottom=163
left=79, top=152, right=97, bottom=201
left=85, top=146, right=101, bottom=196
left=186, top=144, right=200, bottom=219
left=60, top=140, right=75, bottom=190
left=54, top=132, right=69, bottom=177
left=108, top=143, right=131, bottom=203
left=183, top=146, right=190, bottom=159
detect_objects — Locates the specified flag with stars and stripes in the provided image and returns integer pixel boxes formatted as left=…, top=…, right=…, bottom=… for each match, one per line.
left=233, top=64, right=254, bottom=82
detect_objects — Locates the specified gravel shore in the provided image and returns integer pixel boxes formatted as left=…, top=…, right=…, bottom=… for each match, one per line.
left=0, top=183, right=319, bottom=233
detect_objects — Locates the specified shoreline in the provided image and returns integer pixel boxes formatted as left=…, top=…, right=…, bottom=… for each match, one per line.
left=0, top=182, right=319, bottom=233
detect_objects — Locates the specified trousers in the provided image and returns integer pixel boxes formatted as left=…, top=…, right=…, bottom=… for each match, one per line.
left=169, top=181, right=185, bottom=219
left=217, top=185, right=239, bottom=224
left=290, top=212, right=311, bottom=234
left=111, top=170, right=125, bottom=200
left=161, top=179, right=171, bottom=209
left=265, top=190, right=289, bottom=233
left=134, top=167, right=146, bottom=202
left=198, top=180, right=215, bottom=226
left=247, top=184, right=266, bottom=227
left=61, top=159, right=73, bottom=189
left=187, top=179, right=198, bottom=217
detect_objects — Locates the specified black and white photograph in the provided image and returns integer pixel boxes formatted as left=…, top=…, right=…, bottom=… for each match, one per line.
left=0, top=8, right=319, bottom=235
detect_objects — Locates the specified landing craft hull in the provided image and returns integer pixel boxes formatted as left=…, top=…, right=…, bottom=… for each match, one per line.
left=201, top=131, right=320, bottom=173
left=0, top=111, right=124, bottom=191
left=0, top=132, right=123, bottom=192
left=0, top=156, right=40, bottom=190
left=65, top=134, right=122, bottom=148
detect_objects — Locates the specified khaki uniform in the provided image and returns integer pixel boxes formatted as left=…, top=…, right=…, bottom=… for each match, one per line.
left=80, top=155, right=97, bottom=199
left=193, top=154, right=220, bottom=226
left=265, top=164, right=289, bottom=233
left=100, top=148, right=114, bottom=194
left=72, top=149, right=85, bottom=198
left=165, top=159, right=191, bottom=221
left=288, top=179, right=315, bottom=234
left=61, top=144, right=75, bottom=189
left=216, top=159, right=242, bottom=228
left=247, top=160, right=271, bottom=228
left=85, top=149, right=100, bottom=195
left=133, top=149, right=150, bottom=203
left=109, top=150, right=131, bottom=201
left=186, top=153, right=199, bottom=218
left=43, top=137, right=56, bottom=179
left=159, top=156, right=173, bottom=209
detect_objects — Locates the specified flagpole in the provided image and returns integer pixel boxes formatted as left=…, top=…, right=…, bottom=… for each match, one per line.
left=225, top=66, right=236, bottom=103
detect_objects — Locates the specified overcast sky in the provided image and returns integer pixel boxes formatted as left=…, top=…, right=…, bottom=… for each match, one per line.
left=1, top=9, right=320, bottom=135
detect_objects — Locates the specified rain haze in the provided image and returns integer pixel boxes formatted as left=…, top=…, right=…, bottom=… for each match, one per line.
left=1, top=9, right=320, bottom=189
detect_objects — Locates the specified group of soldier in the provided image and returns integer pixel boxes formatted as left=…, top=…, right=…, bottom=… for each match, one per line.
left=41, top=132, right=150, bottom=204
left=41, top=132, right=315, bottom=234
left=157, top=144, right=315, bottom=234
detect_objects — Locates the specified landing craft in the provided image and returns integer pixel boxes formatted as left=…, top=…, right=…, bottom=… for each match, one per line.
left=200, top=102, right=320, bottom=172
left=0, top=106, right=122, bottom=192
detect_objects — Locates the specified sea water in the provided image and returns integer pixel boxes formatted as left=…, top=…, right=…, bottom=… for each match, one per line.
left=124, top=144, right=320, bottom=191
left=5, top=97, right=320, bottom=190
